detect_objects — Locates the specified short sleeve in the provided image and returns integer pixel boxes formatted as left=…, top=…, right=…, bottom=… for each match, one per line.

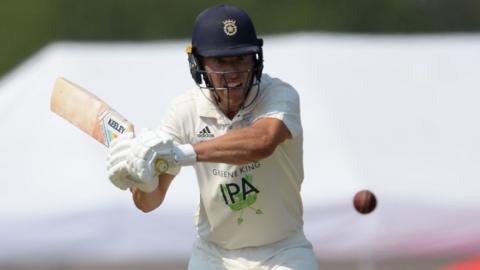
left=156, top=102, right=185, bottom=176
left=157, top=101, right=186, bottom=144
left=252, top=80, right=303, bottom=138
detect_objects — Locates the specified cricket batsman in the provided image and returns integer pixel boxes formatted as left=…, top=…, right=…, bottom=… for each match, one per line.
left=107, top=4, right=319, bottom=269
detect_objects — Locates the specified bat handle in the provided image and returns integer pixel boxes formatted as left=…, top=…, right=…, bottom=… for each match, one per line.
left=155, top=159, right=169, bottom=174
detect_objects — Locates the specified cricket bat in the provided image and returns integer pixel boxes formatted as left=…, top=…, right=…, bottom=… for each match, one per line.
left=50, top=77, right=168, bottom=173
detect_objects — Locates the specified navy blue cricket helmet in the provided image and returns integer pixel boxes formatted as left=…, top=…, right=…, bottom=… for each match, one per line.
left=187, top=4, right=264, bottom=88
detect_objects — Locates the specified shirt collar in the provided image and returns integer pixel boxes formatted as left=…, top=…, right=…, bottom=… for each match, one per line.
left=196, top=84, right=260, bottom=125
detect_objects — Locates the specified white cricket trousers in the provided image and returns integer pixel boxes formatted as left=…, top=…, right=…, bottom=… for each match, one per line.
left=188, top=230, right=319, bottom=270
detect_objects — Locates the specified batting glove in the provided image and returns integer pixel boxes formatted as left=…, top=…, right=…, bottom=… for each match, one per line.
left=107, top=129, right=197, bottom=192
left=127, top=129, right=196, bottom=178
left=107, top=132, right=159, bottom=192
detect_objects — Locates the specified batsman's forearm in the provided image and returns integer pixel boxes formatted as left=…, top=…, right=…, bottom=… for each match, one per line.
left=193, top=127, right=275, bottom=164
left=131, top=188, right=166, bottom=213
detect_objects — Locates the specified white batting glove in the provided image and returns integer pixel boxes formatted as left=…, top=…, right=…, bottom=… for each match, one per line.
left=107, top=129, right=197, bottom=192
left=107, top=132, right=159, bottom=192
left=127, top=129, right=197, bottom=179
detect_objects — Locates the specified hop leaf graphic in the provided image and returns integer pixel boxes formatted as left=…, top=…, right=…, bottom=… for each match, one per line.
left=237, top=217, right=244, bottom=224
left=256, top=209, right=263, bottom=215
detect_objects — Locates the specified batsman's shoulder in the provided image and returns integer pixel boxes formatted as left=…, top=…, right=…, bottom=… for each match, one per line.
left=169, top=88, right=198, bottom=106
left=167, top=88, right=200, bottom=114
left=259, top=74, right=300, bottom=103
left=160, top=89, right=200, bottom=143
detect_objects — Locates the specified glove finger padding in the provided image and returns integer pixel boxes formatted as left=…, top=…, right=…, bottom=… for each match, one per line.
left=126, top=129, right=176, bottom=182
left=107, top=132, right=135, bottom=168
left=109, top=132, right=134, bottom=150
left=128, top=154, right=156, bottom=182
left=106, top=129, right=176, bottom=192
left=107, top=132, right=137, bottom=190
left=108, top=160, right=157, bottom=192
left=108, top=161, right=135, bottom=190
left=107, top=146, right=133, bottom=171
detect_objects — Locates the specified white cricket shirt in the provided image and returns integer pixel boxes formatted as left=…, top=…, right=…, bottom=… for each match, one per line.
left=159, top=74, right=304, bottom=249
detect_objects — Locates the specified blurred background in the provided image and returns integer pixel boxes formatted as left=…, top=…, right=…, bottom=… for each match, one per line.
left=1, top=1, right=480, bottom=270
left=2, top=0, right=480, bottom=78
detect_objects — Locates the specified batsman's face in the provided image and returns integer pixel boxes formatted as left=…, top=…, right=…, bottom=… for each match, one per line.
left=202, top=55, right=255, bottom=115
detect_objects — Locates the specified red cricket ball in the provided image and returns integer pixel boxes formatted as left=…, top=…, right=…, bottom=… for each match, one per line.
left=353, top=190, right=377, bottom=214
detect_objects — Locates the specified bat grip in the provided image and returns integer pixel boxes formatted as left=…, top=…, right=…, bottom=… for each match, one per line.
left=155, top=158, right=169, bottom=174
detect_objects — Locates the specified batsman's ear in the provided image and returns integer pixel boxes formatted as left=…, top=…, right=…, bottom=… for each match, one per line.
left=186, top=44, right=202, bottom=84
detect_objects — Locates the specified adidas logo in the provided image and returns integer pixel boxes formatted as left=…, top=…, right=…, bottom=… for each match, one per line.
left=197, top=126, right=215, bottom=138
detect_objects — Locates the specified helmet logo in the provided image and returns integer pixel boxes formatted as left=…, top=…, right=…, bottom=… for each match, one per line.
left=223, top=20, right=237, bottom=36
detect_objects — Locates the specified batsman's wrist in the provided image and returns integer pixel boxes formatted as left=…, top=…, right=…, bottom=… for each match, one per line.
left=174, top=144, right=197, bottom=166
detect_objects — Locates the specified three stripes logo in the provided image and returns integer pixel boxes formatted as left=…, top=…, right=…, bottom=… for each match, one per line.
left=197, top=126, right=215, bottom=138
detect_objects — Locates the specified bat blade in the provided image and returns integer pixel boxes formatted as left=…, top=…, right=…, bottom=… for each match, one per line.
left=50, top=77, right=133, bottom=147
